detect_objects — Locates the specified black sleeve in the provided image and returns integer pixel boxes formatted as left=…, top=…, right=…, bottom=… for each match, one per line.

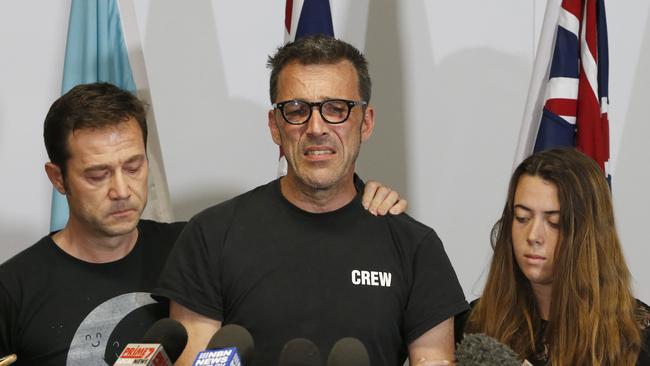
left=0, top=281, right=18, bottom=357
left=640, top=334, right=650, bottom=366
left=155, top=216, right=224, bottom=321
left=403, top=230, right=469, bottom=344
left=453, top=299, right=479, bottom=344
left=453, top=308, right=470, bottom=344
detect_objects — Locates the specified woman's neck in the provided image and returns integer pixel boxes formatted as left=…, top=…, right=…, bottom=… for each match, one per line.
left=531, top=283, right=553, bottom=321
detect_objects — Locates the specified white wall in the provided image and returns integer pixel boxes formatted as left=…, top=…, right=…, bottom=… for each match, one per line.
left=1, top=0, right=648, bottom=304
left=0, top=0, right=71, bottom=258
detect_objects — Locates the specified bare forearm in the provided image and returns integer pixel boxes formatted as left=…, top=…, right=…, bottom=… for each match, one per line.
left=170, top=302, right=221, bottom=366
left=408, top=317, right=455, bottom=365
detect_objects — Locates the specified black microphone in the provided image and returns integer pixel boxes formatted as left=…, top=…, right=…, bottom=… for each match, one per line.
left=114, top=318, right=188, bottom=366
left=455, top=333, right=521, bottom=366
left=191, top=324, right=255, bottom=366
left=326, top=338, right=369, bottom=366
left=278, top=338, right=321, bottom=366
left=141, top=318, right=188, bottom=363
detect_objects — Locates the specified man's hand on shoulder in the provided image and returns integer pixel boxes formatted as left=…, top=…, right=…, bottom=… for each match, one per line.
left=362, top=180, right=407, bottom=216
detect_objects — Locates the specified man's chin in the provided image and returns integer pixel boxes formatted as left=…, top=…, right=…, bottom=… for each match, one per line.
left=288, top=162, right=352, bottom=190
left=296, top=172, right=343, bottom=190
left=99, top=218, right=139, bottom=237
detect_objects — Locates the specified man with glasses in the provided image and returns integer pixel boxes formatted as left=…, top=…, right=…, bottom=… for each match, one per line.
left=0, top=81, right=401, bottom=366
left=156, top=35, right=467, bottom=365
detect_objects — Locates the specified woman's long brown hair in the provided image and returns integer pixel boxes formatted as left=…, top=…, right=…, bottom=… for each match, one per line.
left=465, top=148, right=641, bottom=365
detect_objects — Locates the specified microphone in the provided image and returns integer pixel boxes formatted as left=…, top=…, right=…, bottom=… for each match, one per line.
left=455, top=333, right=521, bottom=366
left=141, top=318, right=188, bottom=363
left=278, top=338, right=321, bottom=366
left=191, top=324, right=254, bottom=366
left=114, top=318, right=188, bottom=366
left=326, top=338, right=369, bottom=366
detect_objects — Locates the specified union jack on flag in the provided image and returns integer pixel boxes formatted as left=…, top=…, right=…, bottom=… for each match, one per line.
left=277, top=0, right=335, bottom=176
left=534, top=0, right=610, bottom=177
left=284, top=0, right=334, bottom=42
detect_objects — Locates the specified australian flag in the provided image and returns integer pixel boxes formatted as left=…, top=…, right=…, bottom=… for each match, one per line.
left=284, top=0, right=334, bottom=42
left=535, top=0, right=610, bottom=178
left=278, top=0, right=335, bottom=176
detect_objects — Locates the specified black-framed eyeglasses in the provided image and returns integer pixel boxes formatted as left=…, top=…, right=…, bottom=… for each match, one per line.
left=272, top=99, right=368, bottom=125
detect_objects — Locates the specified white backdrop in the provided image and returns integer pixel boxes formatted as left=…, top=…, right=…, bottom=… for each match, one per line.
left=1, top=0, right=648, bottom=304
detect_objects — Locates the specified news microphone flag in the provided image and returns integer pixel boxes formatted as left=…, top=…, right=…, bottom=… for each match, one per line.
left=113, top=344, right=171, bottom=366
left=514, top=0, right=610, bottom=180
left=191, top=348, right=241, bottom=366
left=277, top=0, right=335, bottom=177
left=51, top=0, right=173, bottom=231
left=205, top=324, right=254, bottom=366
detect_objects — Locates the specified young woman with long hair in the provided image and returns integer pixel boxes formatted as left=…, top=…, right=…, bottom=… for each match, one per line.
left=456, top=148, right=649, bottom=365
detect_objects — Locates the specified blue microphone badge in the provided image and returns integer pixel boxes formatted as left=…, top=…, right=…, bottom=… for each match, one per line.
left=191, top=348, right=241, bottom=366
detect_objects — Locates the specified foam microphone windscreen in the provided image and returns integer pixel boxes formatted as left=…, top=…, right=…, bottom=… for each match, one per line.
left=206, top=324, right=255, bottom=365
left=326, top=338, right=369, bottom=366
left=141, top=318, right=188, bottom=363
left=278, top=338, right=321, bottom=366
left=455, top=333, right=521, bottom=366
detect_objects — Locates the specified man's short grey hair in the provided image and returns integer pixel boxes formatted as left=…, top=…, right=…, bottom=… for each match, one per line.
left=267, top=34, right=372, bottom=104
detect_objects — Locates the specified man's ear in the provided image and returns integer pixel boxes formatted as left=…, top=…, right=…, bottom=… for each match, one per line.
left=268, top=109, right=282, bottom=146
left=361, top=105, right=375, bottom=142
left=45, top=162, right=66, bottom=194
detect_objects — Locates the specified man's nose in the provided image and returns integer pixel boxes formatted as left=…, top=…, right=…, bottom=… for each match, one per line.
left=108, top=171, right=130, bottom=200
left=305, top=106, right=329, bottom=136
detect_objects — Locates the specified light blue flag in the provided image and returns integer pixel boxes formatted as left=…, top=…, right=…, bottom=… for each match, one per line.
left=50, top=0, right=136, bottom=231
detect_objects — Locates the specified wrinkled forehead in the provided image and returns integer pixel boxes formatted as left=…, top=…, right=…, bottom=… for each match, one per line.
left=276, top=60, right=360, bottom=99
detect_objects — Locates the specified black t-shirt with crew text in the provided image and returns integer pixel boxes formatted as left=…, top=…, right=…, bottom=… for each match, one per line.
left=157, top=178, right=468, bottom=365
